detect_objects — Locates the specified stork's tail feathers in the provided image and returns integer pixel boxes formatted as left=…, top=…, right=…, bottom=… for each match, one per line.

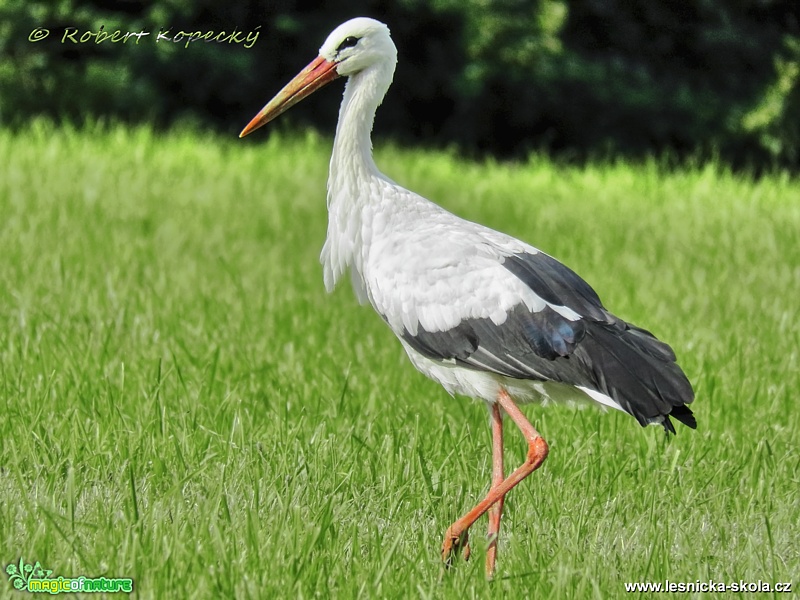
left=665, top=404, right=697, bottom=432
left=575, top=321, right=696, bottom=434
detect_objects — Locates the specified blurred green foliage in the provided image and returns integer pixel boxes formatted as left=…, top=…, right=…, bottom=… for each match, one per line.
left=1, top=0, right=799, bottom=166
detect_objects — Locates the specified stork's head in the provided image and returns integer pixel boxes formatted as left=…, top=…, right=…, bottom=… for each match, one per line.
left=320, top=18, right=396, bottom=77
left=240, top=18, right=396, bottom=138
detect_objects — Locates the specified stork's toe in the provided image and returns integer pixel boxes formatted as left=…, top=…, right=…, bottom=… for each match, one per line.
left=441, top=526, right=470, bottom=566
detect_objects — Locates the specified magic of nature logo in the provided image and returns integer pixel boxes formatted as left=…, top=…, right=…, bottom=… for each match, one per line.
left=4, top=558, right=133, bottom=594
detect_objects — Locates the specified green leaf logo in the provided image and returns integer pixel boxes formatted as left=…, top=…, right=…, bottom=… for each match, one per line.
left=4, top=559, right=53, bottom=592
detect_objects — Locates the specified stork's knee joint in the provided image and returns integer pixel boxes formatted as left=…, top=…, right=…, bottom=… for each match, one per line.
left=526, top=436, right=549, bottom=466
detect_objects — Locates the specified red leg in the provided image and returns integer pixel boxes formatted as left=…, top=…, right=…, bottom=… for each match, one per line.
left=442, top=389, right=548, bottom=574
left=486, top=401, right=505, bottom=577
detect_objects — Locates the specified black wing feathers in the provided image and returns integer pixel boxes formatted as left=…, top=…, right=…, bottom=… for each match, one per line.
left=407, top=321, right=478, bottom=362
left=502, top=253, right=609, bottom=321
left=401, top=251, right=695, bottom=433
left=573, top=324, right=694, bottom=429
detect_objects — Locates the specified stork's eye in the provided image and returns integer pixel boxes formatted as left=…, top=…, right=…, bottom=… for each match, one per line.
left=336, top=36, right=360, bottom=52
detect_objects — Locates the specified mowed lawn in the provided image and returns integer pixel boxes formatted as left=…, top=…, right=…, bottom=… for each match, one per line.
left=0, top=124, right=797, bottom=598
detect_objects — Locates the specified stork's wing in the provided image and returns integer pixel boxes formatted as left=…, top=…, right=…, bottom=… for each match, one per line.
left=373, top=233, right=694, bottom=432
left=360, top=192, right=694, bottom=432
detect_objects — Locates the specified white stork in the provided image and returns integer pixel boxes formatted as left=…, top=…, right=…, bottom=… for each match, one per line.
left=240, top=17, right=695, bottom=577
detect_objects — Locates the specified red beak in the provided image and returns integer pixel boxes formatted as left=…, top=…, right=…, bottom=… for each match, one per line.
left=239, top=55, right=341, bottom=138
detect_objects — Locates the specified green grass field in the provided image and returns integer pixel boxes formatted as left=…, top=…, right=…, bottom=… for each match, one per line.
left=1, top=123, right=798, bottom=598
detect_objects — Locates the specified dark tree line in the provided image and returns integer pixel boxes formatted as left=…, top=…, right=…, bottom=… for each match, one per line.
left=2, top=0, right=798, bottom=167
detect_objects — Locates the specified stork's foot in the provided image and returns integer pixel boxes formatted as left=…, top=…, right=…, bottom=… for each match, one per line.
left=441, top=526, right=470, bottom=566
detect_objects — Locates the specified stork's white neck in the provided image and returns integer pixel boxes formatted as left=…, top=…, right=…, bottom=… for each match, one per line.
left=329, top=64, right=394, bottom=187
left=322, top=61, right=396, bottom=292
